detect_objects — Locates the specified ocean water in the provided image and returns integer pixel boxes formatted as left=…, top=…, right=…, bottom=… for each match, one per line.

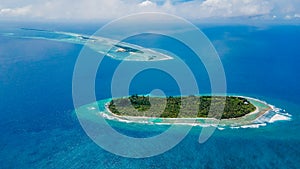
left=0, top=23, right=300, bottom=168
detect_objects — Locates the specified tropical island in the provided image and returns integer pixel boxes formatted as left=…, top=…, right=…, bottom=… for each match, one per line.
left=73, top=94, right=290, bottom=128
left=108, top=95, right=256, bottom=119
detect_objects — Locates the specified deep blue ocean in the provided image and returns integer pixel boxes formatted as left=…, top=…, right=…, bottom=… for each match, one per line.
left=0, top=23, right=300, bottom=168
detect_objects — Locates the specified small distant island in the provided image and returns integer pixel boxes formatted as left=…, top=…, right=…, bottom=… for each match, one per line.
left=108, top=95, right=256, bottom=119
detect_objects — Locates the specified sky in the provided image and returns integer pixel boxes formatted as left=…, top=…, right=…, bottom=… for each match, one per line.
left=0, top=0, right=300, bottom=22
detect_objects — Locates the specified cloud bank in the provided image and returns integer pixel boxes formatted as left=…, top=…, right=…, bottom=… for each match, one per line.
left=0, top=0, right=300, bottom=22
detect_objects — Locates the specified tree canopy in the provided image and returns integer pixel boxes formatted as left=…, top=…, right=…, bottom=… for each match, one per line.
left=108, top=95, right=256, bottom=119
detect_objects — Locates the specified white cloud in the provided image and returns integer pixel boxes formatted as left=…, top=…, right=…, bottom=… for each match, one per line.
left=139, top=0, right=156, bottom=7
left=193, top=0, right=272, bottom=17
left=0, top=0, right=300, bottom=21
left=285, top=15, right=292, bottom=20
left=0, top=5, right=31, bottom=16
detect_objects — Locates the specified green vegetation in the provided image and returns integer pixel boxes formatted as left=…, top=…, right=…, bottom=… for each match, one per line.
left=108, top=95, right=256, bottom=119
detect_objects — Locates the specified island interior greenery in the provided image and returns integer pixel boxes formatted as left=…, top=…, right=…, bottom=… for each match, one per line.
left=108, top=95, right=256, bottom=119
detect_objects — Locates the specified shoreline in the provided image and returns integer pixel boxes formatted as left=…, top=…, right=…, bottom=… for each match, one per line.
left=97, top=95, right=291, bottom=127
left=71, top=94, right=293, bottom=129
left=104, top=96, right=270, bottom=119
